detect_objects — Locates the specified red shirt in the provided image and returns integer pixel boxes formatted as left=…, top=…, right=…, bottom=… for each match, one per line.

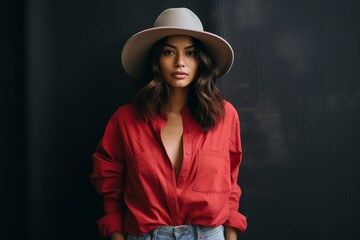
left=90, top=101, right=247, bottom=237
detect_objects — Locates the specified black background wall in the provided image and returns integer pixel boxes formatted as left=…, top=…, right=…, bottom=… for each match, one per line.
left=1, top=0, right=360, bottom=240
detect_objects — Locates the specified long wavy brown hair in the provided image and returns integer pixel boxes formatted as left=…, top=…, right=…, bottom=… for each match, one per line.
left=134, top=36, right=225, bottom=131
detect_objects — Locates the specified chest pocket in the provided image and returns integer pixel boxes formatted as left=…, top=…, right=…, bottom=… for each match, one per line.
left=193, top=150, right=231, bottom=194
left=125, top=151, right=158, bottom=195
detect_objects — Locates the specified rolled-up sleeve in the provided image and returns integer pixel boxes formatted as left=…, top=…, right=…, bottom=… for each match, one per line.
left=224, top=110, right=247, bottom=232
left=90, top=115, right=126, bottom=237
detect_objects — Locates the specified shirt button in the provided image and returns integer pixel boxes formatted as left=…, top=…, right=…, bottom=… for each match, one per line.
left=186, top=150, right=191, bottom=155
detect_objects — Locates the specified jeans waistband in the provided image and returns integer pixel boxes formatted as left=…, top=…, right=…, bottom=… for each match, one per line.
left=127, top=225, right=224, bottom=240
left=157, top=225, right=197, bottom=236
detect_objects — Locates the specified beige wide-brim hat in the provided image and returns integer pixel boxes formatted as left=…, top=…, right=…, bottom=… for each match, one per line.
left=121, top=7, right=234, bottom=80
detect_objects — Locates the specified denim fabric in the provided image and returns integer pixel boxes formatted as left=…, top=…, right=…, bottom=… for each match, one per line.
left=127, top=225, right=225, bottom=240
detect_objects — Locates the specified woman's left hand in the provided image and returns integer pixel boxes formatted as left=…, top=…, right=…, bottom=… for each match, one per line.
left=224, top=226, right=237, bottom=240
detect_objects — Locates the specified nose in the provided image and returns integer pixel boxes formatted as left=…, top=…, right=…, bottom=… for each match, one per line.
left=174, top=53, right=185, bottom=68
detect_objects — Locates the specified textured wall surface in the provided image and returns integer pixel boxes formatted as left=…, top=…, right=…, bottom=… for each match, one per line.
left=1, top=0, right=359, bottom=239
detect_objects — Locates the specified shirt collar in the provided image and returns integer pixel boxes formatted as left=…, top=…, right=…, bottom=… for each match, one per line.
left=141, top=106, right=190, bottom=123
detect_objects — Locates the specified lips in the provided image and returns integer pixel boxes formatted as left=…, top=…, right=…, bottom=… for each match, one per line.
left=171, top=71, right=188, bottom=79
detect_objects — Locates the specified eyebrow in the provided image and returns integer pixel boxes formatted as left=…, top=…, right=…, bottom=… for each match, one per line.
left=164, top=43, right=195, bottom=49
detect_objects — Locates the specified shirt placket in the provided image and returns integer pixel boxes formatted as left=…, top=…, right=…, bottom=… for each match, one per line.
left=152, top=115, right=181, bottom=225
left=177, top=108, right=191, bottom=190
left=170, top=109, right=192, bottom=224
left=155, top=109, right=193, bottom=225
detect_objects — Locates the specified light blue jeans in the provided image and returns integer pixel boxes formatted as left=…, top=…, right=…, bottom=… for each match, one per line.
left=127, top=225, right=225, bottom=240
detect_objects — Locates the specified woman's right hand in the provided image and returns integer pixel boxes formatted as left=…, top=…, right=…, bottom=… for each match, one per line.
left=110, top=232, right=125, bottom=240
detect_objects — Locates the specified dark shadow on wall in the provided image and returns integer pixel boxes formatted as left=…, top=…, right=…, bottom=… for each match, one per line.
left=0, top=1, right=27, bottom=239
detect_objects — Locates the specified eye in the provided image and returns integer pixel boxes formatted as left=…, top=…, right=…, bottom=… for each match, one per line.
left=163, top=50, right=174, bottom=56
left=186, top=50, right=196, bottom=56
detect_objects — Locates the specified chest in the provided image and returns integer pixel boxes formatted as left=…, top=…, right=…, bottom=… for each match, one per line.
left=160, top=112, right=184, bottom=177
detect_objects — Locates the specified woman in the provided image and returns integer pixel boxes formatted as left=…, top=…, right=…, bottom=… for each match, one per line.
left=90, top=7, right=247, bottom=240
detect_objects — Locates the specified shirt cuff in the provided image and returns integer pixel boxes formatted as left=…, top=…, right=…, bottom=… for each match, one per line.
left=224, top=211, right=247, bottom=233
left=97, top=213, right=124, bottom=237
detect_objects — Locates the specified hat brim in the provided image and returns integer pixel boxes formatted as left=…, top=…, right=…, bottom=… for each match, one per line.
left=121, top=27, right=234, bottom=80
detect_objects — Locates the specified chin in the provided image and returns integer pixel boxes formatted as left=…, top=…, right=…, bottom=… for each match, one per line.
left=175, top=81, right=192, bottom=86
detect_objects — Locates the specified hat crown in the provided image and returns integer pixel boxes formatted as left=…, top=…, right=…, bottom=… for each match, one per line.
left=153, top=8, right=204, bottom=31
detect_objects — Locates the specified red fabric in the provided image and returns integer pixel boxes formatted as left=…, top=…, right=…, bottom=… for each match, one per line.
left=90, top=101, right=247, bottom=237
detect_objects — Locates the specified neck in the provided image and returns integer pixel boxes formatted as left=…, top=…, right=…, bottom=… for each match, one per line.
left=163, top=88, right=189, bottom=113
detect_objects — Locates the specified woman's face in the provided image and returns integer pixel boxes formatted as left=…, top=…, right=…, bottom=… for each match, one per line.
left=159, top=35, right=198, bottom=90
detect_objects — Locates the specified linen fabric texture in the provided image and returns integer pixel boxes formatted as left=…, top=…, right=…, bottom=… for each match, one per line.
left=90, top=101, right=247, bottom=237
